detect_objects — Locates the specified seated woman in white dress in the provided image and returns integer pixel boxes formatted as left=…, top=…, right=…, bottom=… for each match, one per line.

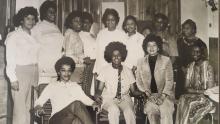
left=95, top=42, right=142, bottom=124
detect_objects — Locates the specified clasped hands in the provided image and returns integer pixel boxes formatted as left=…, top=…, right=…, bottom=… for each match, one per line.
left=141, top=93, right=166, bottom=105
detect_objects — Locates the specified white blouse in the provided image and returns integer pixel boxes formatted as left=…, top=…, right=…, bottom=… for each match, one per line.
left=32, top=20, right=64, bottom=79
left=124, top=32, right=145, bottom=69
left=35, top=81, right=94, bottom=117
left=5, top=27, right=40, bottom=82
left=79, top=31, right=97, bottom=59
left=93, top=28, right=128, bottom=74
left=63, top=29, right=84, bottom=67
left=97, top=64, right=135, bottom=104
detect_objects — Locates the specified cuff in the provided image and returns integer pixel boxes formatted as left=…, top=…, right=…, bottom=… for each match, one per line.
left=145, top=90, right=151, bottom=97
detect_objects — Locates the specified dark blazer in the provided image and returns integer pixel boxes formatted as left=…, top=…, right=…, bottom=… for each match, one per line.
left=136, top=54, right=174, bottom=98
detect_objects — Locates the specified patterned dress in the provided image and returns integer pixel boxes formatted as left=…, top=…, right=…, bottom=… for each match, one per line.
left=63, top=29, right=84, bottom=84
left=175, top=60, right=215, bottom=124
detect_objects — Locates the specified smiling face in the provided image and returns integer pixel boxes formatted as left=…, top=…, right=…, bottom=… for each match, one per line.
left=146, top=41, right=159, bottom=56
left=182, top=23, right=195, bottom=38
left=45, top=7, right=56, bottom=23
left=71, top=16, right=82, bottom=32
left=192, top=46, right=202, bottom=62
left=106, top=14, right=117, bottom=31
left=125, top=19, right=136, bottom=34
left=111, top=50, right=122, bottom=66
left=58, top=64, right=73, bottom=82
left=21, top=15, right=36, bottom=30
left=82, top=19, right=92, bottom=32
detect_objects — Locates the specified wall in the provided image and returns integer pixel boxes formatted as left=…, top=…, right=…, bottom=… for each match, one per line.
left=16, top=0, right=46, bottom=12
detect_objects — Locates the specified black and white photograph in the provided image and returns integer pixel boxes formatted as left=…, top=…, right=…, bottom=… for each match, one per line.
left=0, top=0, right=219, bottom=124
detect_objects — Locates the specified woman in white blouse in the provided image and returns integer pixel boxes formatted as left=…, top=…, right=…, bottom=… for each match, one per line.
left=122, top=15, right=145, bottom=73
left=32, top=1, right=64, bottom=85
left=93, top=8, right=128, bottom=75
left=5, top=7, right=39, bottom=124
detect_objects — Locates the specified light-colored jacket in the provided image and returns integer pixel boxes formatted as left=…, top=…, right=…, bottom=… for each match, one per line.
left=136, top=54, right=174, bottom=98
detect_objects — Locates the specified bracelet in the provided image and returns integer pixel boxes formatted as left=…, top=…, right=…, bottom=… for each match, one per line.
left=145, top=90, right=151, bottom=97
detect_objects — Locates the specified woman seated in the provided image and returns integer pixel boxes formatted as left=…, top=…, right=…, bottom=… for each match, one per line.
left=175, top=41, right=215, bottom=124
left=136, top=34, right=175, bottom=124
left=95, top=42, right=139, bottom=124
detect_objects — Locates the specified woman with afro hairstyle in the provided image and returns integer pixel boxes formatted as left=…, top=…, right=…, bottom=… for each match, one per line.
left=5, top=7, right=39, bottom=124
left=94, top=42, right=141, bottom=124
left=93, top=8, right=128, bottom=76
left=136, top=34, right=175, bottom=124
left=32, top=0, right=64, bottom=85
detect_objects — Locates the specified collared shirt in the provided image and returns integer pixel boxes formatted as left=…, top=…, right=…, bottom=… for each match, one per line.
left=93, top=28, right=128, bottom=74
left=79, top=31, right=97, bottom=59
left=32, top=20, right=64, bottom=83
left=63, top=29, right=84, bottom=67
left=124, top=32, right=145, bottom=69
left=97, top=64, right=135, bottom=103
left=5, top=27, right=40, bottom=82
left=34, top=81, right=94, bottom=117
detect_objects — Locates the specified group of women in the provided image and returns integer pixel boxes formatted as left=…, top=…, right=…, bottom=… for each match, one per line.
left=4, top=1, right=217, bottom=124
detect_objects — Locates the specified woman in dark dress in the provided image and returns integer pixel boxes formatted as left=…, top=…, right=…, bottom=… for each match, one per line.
left=176, top=19, right=208, bottom=99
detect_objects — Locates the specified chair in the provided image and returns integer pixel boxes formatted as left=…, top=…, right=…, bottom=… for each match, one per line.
left=94, top=80, right=146, bottom=124
left=30, top=84, right=52, bottom=124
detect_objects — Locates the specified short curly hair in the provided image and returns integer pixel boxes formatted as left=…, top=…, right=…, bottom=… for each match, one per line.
left=102, top=8, right=120, bottom=27
left=122, top=15, right=137, bottom=32
left=39, top=1, right=57, bottom=21
left=55, top=56, right=76, bottom=81
left=82, top=12, right=93, bottom=24
left=104, top=42, right=127, bottom=63
left=182, top=19, right=197, bottom=34
left=191, top=41, right=208, bottom=60
left=13, top=7, right=38, bottom=27
left=64, top=11, right=82, bottom=29
left=142, top=34, right=163, bottom=54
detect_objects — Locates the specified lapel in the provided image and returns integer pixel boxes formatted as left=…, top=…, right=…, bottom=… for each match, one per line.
left=142, top=54, right=163, bottom=92
left=154, top=54, right=162, bottom=75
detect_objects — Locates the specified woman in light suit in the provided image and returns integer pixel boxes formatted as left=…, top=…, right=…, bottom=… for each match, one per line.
left=136, top=34, right=175, bottom=124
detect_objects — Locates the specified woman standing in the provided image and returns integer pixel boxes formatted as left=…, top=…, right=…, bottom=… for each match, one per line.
left=5, top=7, right=39, bottom=124
left=32, top=1, right=64, bottom=85
left=176, top=19, right=208, bottom=99
left=136, top=34, right=174, bottom=124
left=175, top=42, right=215, bottom=124
left=63, top=11, right=84, bottom=84
left=122, top=15, right=145, bottom=73
left=93, top=8, right=128, bottom=75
